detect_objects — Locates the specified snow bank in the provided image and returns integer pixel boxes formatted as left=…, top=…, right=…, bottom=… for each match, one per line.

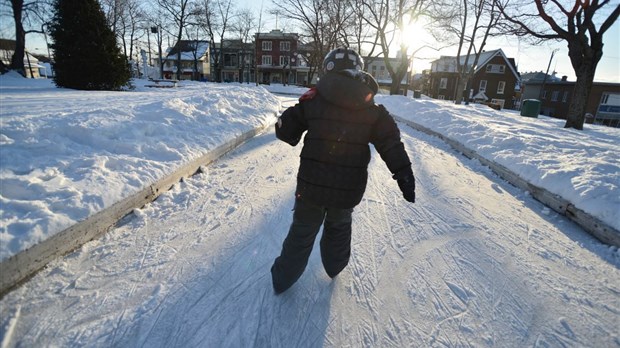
left=376, top=95, right=620, bottom=232
left=0, top=75, right=279, bottom=262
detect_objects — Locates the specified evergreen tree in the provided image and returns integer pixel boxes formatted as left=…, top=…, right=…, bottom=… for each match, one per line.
left=49, top=0, right=131, bottom=90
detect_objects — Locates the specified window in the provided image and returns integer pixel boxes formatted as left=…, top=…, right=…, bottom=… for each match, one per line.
left=224, top=53, right=237, bottom=67
left=562, top=91, right=569, bottom=102
left=601, top=93, right=609, bottom=104
left=497, top=81, right=506, bottom=94
left=479, top=80, right=487, bottom=92
left=439, top=78, right=448, bottom=89
left=438, top=95, right=445, bottom=100
left=280, top=56, right=289, bottom=66
left=486, top=64, right=506, bottom=73
left=443, top=64, right=449, bottom=72
left=262, top=41, right=272, bottom=51
left=280, top=41, right=290, bottom=51
left=262, top=55, right=272, bottom=65
left=551, top=91, right=559, bottom=101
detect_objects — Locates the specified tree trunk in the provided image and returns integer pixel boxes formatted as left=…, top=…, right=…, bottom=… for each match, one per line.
left=564, top=62, right=595, bottom=130
left=454, top=76, right=467, bottom=105
left=388, top=53, right=409, bottom=95
left=10, top=0, right=26, bottom=77
left=175, top=29, right=182, bottom=80
left=563, top=36, right=602, bottom=130
left=158, top=37, right=163, bottom=79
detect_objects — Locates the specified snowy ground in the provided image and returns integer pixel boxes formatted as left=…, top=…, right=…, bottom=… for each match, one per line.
left=1, top=76, right=618, bottom=263
left=0, top=77, right=619, bottom=346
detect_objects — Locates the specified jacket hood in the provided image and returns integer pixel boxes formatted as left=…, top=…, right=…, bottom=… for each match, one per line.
left=316, top=70, right=379, bottom=110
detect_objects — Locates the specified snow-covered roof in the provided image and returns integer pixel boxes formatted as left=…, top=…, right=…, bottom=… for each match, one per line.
left=0, top=49, right=39, bottom=66
left=165, top=41, right=210, bottom=61
left=473, top=91, right=488, bottom=100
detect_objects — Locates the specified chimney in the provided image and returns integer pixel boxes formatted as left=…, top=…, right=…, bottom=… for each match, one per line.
left=561, top=75, right=568, bottom=81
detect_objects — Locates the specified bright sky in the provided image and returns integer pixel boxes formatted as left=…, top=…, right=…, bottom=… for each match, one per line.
left=6, top=0, right=619, bottom=83
left=400, top=16, right=620, bottom=83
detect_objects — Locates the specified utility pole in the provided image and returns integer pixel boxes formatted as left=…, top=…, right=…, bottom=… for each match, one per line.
left=539, top=49, right=558, bottom=101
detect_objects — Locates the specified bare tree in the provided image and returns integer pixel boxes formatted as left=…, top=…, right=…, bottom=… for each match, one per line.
left=214, top=0, right=234, bottom=82
left=157, top=0, right=198, bottom=80
left=231, top=9, right=255, bottom=83
left=197, top=0, right=233, bottom=82
left=100, top=0, right=122, bottom=35
left=270, top=0, right=352, bottom=82
left=184, top=25, right=205, bottom=80
left=429, top=0, right=501, bottom=103
left=141, top=1, right=170, bottom=79
left=197, top=0, right=218, bottom=81
left=118, top=0, right=146, bottom=63
left=496, top=0, right=620, bottom=130
left=360, top=0, right=430, bottom=95
left=347, top=0, right=380, bottom=58
left=4, top=0, right=51, bottom=77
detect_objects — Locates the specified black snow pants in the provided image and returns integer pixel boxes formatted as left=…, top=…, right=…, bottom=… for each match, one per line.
left=271, top=198, right=353, bottom=294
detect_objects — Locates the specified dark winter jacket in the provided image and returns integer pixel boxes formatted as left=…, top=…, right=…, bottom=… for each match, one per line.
left=276, top=71, right=412, bottom=208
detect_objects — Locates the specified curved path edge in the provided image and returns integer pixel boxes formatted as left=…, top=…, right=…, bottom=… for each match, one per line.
left=393, top=114, right=619, bottom=248
left=0, top=121, right=275, bottom=297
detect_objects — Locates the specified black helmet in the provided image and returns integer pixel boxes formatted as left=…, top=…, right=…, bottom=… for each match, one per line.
left=322, top=47, right=364, bottom=74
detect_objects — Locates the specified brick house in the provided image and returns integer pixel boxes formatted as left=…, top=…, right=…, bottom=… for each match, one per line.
left=522, top=78, right=620, bottom=127
left=428, top=49, right=520, bottom=109
left=254, top=29, right=302, bottom=85
left=212, top=40, right=255, bottom=83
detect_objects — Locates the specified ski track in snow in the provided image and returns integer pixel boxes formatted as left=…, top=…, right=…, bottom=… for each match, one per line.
left=1, top=96, right=619, bottom=347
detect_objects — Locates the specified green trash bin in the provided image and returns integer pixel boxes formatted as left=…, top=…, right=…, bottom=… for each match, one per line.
left=413, top=90, right=421, bottom=98
left=520, top=99, right=541, bottom=118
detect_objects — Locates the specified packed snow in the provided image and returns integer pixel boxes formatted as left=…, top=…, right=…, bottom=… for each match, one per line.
left=0, top=74, right=618, bottom=262
left=0, top=75, right=619, bottom=347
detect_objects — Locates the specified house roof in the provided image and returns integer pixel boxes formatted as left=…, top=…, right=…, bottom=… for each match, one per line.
left=520, top=71, right=562, bottom=83
left=472, top=49, right=519, bottom=79
left=166, top=40, right=209, bottom=60
left=255, top=29, right=299, bottom=40
left=210, top=40, right=253, bottom=53
left=431, top=49, right=520, bottom=80
left=0, top=38, right=41, bottom=66
left=525, top=80, right=620, bottom=87
left=0, top=38, right=17, bottom=50
left=473, top=91, right=488, bottom=100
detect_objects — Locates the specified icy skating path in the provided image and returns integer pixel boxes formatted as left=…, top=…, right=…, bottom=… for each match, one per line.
left=1, top=96, right=618, bottom=347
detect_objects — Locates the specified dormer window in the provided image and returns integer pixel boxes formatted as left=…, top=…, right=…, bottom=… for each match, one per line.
left=486, top=64, right=506, bottom=74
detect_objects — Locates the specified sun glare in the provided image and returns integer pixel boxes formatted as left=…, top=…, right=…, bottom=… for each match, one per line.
left=401, top=20, right=433, bottom=50
left=388, top=19, right=436, bottom=74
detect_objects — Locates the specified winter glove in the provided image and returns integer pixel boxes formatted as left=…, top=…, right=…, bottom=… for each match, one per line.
left=393, top=167, right=416, bottom=203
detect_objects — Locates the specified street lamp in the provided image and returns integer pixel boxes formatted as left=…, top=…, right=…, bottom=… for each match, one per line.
left=289, top=52, right=296, bottom=85
left=238, top=50, right=243, bottom=83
